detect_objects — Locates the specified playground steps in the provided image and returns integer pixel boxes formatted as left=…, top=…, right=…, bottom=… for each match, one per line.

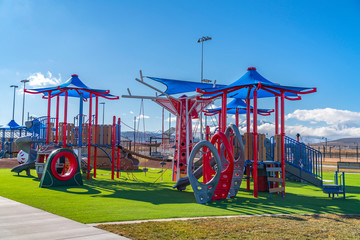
left=267, top=177, right=283, bottom=182
left=269, top=187, right=285, bottom=193
left=264, top=162, right=284, bottom=197
left=285, top=162, right=322, bottom=187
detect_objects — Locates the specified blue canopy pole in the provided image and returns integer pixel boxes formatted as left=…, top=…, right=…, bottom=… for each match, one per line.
left=1, top=129, right=5, bottom=150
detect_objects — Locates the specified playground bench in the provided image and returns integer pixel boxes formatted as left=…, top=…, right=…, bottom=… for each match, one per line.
left=337, top=162, right=360, bottom=171
left=322, top=171, right=345, bottom=199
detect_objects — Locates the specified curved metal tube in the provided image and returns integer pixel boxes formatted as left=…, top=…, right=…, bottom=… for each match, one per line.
left=224, top=124, right=246, bottom=198
left=188, top=140, right=222, bottom=204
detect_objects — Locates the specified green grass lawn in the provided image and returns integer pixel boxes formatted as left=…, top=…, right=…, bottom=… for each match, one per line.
left=0, top=168, right=359, bottom=224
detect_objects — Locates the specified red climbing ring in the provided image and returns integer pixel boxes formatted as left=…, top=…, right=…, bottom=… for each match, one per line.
left=50, top=149, right=78, bottom=181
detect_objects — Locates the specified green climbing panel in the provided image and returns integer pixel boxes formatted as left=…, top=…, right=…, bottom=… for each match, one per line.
left=40, top=148, right=83, bottom=188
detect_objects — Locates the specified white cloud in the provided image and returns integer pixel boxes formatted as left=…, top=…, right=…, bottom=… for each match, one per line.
left=257, top=108, right=360, bottom=141
left=136, top=114, right=150, bottom=120
left=18, top=71, right=61, bottom=95
left=28, top=71, right=61, bottom=87
left=208, top=104, right=219, bottom=109
left=130, top=111, right=134, bottom=114
left=286, top=108, right=360, bottom=126
left=166, top=116, right=176, bottom=122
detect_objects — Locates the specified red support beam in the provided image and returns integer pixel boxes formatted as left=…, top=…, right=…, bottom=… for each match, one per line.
left=111, top=116, right=116, bottom=180
left=94, top=96, right=98, bottom=178
left=281, top=91, right=286, bottom=195
left=63, top=91, right=68, bottom=148
left=246, top=99, right=251, bottom=134
left=246, top=98, right=251, bottom=191
left=235, top=108, right=239, bottom=128
left=221, top=92, right=227, bottom=132
left=46, top=91, right=51, bottom=144
left=275, top=96, right=279, bottom=135
left=218, top=111, right=222, bottom=130
left=162, top=107, right=164, bottom=150
left=87, top=94, right=92, bottom=179
left=55, top=95, right=59, bottom=144
left=253, top=89, right=258, bottom=198
left=117, top=117, right=121, bottom=178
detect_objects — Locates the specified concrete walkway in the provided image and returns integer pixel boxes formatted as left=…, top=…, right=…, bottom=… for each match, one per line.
left=0, top=196, right=130, bottom=240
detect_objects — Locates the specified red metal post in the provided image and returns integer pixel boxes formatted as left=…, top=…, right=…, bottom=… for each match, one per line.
left=221, top=92, right=227, bottom=132
left=253, top=90, right=258, bottom=198
left=162, top=107, right=164, bottom=150
left=55, top=95, right=59, bottom=144
left=63, top=91, right=68, bottom=148
left=275, top=96, right=279, bottom=135
left=87, top=93, right=92, bottom=179
left=111, top=116, right=116, bottom=180
left=117, top=117, right=121, bottom=178
left=235, top=108, right=239, bottom=128
left=275, top=95, right=279, bottom=188
left=94, top=96, right=98, bottom=178
left=203, top=125, right=214, bottom=183
left=46, top=91, right=51, bottom=144
left=281, top=91, right=286, bottom=194
left=246, top=98, right=251, bottom=191
left=246, top=98, right=251, bottom=134
left=218, top=111, right=222, bottom=130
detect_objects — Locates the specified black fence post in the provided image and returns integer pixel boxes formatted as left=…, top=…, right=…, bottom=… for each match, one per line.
left=339, top=145, right=341, bottom=162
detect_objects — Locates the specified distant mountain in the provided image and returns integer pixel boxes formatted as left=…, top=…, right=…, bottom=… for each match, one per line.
left=310, top=138, right=360, bottom=148
left=121, top=130, right=174, bottom=142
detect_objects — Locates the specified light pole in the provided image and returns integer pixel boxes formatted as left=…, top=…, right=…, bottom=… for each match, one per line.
left=197, top=36, right=212, bottom=83
left=20, top=79, right=30, bottom=125
left=99, top=102, right=105, bottom=124
left=197, top=36, right=211, bottom=140
left=10, top=85, right=18, bottom=121
left=322, top=137, right=327, bottom=158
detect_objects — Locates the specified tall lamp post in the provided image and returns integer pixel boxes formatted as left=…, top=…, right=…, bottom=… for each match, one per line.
left=322, top=137, right=328, bottom=159
left=20, top=79, right=30, bottom=125
left=99, top=102, right=105, bottom=124
left=197, top=36, right=212, bottom=83
left=197, top=36, right=212, bottom=140
left=10, top=85, right=18, bottom=121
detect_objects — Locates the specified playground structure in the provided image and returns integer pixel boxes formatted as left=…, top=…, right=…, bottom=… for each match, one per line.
left=11, top=74, right=141, bottom=187
left=0, top=120, right=31, bottom=158
left=8, top=68, right=344, bottom=202
left=122, top=67, right=328, bottom=203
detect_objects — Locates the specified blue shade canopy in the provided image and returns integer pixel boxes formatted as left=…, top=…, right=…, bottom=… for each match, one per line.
left=200, top=67, right=315, bottom=99
left=0, top=120, right=22, bottom=129
left=146, top=77, right=227, bottom=95
left=206, top=98, right=272, bottom=114
left=26, top=74, right=118, bottom=99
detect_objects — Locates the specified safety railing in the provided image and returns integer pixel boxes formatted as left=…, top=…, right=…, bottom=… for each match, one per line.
left=284, top=136, right=322, bottom=181
left=269, top=136, right=322, bottom=181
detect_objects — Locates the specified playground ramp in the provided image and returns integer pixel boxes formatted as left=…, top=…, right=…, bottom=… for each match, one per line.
left=285, top=162, right=322, bottom=187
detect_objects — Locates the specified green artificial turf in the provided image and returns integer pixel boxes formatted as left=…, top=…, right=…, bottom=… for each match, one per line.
left=0, top=168, right=359, bottom=224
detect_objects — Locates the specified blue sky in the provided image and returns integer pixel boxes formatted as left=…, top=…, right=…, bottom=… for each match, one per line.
left=1, top=0, right=360, bottom=142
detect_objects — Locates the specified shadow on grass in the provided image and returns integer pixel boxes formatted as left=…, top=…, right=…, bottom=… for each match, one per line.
left=204, top=190, right=360, bottom=215
left=37, top=168, right=360, bottom=216
left=44, top=175, right=360, bottom=215
left=12, top=173, right=37, bottom=179
left=86, top=178, right=196, bottom=204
